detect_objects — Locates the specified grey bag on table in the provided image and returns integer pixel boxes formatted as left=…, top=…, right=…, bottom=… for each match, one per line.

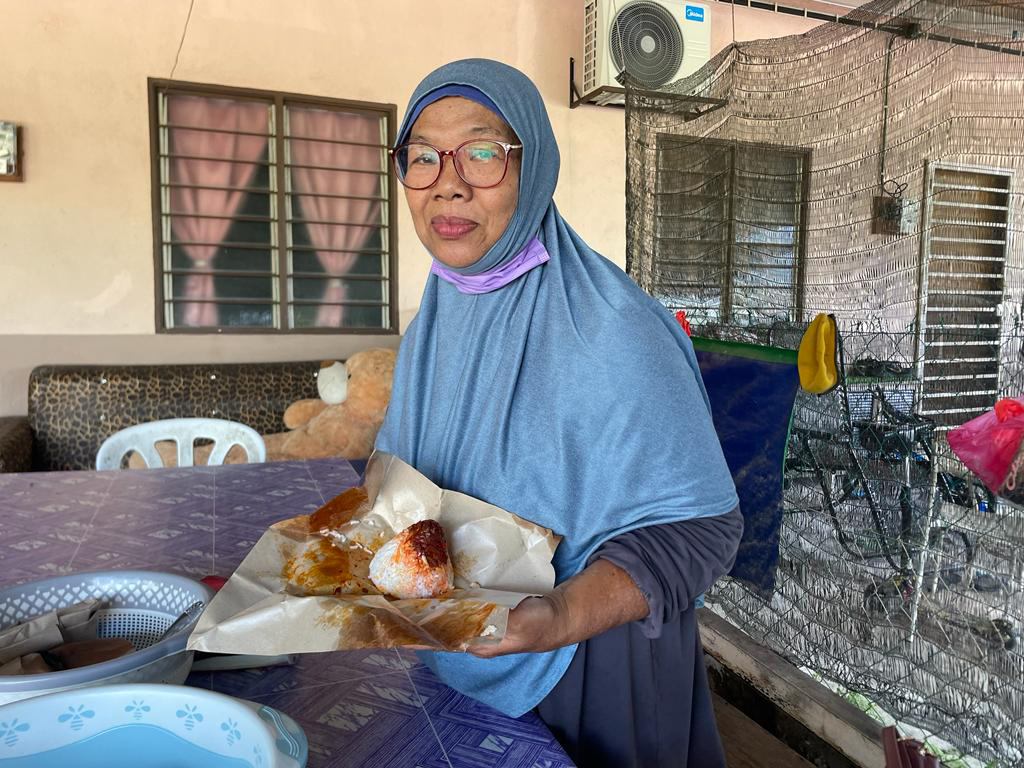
left=0, top=599, right=105, bottom=675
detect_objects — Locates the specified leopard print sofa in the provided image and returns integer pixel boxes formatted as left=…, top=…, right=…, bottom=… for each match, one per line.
left=0, top=417, right=32, bottom=473
left=3, top=362, right=322, bottom=472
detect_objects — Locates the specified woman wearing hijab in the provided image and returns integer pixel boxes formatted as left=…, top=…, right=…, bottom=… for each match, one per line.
left=376, top=59, right=744, bottom=768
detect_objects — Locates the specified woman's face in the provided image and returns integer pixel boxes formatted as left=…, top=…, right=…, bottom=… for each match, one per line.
left=402, top=97, right=520, bottom=269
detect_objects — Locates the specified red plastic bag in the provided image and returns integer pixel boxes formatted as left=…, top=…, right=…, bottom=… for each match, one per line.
left=947, top=397, right=1024, bottom=496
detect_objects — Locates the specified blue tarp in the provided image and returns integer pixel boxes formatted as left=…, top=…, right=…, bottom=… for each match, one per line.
left=692, top=337, right=799, bottom=595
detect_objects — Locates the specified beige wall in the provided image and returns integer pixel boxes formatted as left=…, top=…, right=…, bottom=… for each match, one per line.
left=709, top=1, right=823, bottom=52
left=0, top=0, right=823, bottom=416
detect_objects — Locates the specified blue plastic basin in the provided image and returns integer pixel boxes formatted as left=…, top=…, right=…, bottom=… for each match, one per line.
left=0, top=684, right=307, bottom=768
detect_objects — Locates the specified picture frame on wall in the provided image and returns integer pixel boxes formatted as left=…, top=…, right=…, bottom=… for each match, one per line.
left=0, top=122, right=23, bottom=182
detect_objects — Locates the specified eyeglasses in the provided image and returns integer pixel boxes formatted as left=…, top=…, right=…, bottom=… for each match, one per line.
left=389, top=139, right=522, bottom=190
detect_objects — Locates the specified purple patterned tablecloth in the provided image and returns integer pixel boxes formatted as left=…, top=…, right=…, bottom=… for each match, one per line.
left=0, top=459, right=575, bottom=768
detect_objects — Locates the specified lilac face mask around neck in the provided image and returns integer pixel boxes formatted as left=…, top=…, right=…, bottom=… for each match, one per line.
left=430, top=237, right=550, bottom=295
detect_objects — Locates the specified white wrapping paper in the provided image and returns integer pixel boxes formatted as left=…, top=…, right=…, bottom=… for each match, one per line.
left=188, top=452, right=560, bottom=653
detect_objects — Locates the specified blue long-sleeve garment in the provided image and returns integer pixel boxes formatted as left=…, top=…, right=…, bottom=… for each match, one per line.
left=595, top=510, right=744, bottom=639
left=536, top=508, right=745, bottom=767
left=374, top=58, right=739, bottom=717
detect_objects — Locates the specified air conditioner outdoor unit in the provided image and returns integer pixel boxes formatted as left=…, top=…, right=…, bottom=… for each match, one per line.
left=583, top=0, right=711, bottom=101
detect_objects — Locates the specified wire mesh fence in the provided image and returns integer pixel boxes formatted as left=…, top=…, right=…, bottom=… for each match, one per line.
left=625, top=0, right=1024, bottom=762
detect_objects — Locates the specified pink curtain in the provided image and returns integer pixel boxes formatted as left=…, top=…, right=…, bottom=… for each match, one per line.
left=288, top=108, right=382, bottom=327
left=168, top=95, right=268, bottom=327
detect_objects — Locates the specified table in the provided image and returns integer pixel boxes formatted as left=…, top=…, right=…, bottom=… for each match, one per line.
left=0, top=459, right=575, bottom=768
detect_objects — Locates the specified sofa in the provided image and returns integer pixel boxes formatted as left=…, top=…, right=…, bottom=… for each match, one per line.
left=0, top=362, right=322, bottom=473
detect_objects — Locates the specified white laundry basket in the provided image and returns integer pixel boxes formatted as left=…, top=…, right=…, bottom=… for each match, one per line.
left=0, top=570, right=211, bottom=705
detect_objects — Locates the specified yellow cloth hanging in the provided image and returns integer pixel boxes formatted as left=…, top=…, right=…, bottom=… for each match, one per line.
left=798, top=313, right=839, bottom=394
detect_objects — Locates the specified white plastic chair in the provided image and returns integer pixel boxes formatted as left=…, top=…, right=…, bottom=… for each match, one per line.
left=96, top=417, right=266, bottom=470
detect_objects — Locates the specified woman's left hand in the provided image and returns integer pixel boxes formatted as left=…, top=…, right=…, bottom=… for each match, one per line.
left=464, top=558, right=649, bottom=658
left=467, top=592, right=570, bottom=658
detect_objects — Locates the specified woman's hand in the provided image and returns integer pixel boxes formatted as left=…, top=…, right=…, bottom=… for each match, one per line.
left=467, top=592, right=570, bottom=658
left=466, top=559, right=648, bottom=658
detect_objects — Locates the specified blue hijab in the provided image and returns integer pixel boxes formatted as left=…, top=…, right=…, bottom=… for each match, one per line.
left=375, top=58, right=738, bottom=717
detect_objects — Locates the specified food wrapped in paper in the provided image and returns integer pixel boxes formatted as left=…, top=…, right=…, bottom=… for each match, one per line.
left=187, top=452, right=560, bottom=653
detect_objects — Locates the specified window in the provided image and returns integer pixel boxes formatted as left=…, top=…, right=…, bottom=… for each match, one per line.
left=149, top=80, right=396, bottom=333
left=917, top=162, right=1011, bottom=430
left=653, top=135, right=809, bottom=326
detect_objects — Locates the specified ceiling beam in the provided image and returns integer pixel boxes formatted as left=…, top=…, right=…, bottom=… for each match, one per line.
left=714, top=0, right=1024, bottom=55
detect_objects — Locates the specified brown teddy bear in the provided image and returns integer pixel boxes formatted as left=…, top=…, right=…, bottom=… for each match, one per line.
left=265, top=346, right=396, bottom=460
left=131, top=347, right=396, bottom=467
